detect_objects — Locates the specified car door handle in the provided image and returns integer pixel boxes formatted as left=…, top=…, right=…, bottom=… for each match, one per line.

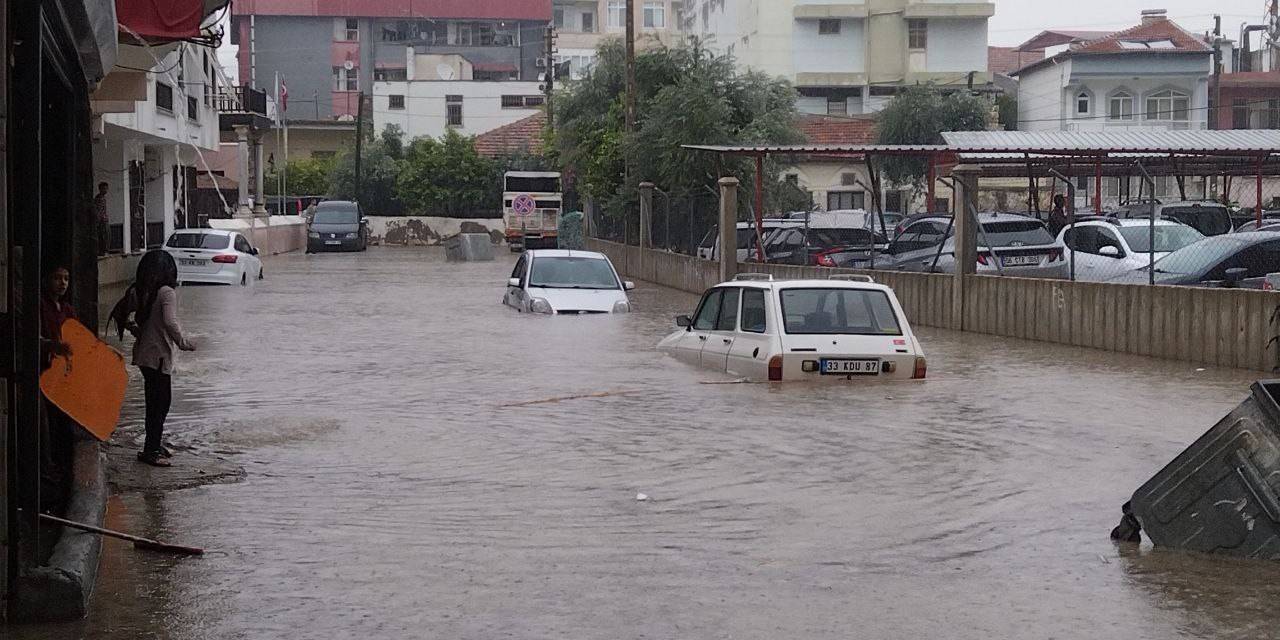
left=698, top=335, right=707, bottom=341
left=722, top=338, right=732, bottom=344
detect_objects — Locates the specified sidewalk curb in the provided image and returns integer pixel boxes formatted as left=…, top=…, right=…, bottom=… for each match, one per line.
left=12, top=440, right=106, bottom=622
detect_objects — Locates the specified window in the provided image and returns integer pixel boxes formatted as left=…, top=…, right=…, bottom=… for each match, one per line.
left=166, top=232, right=230, bottom=249
left=716, top=288, right=740, bottom=331
left=554, top=8, right=566, bottom=28
left=643, top=2, right=665, bottom=29
left=446, top=95, right=463, bottom=127
left=501, top=95, right=544, bottom=108
left=693, top=289, right=724, bottom=331
left=818, top=19, right=841, bottom=35
left=333, top=67, right=358, bottom=91
left=1108, top=92, right=1134, bottom=121
left=908, top=19, right=927, bottom=49
left=827, top=191, right=865, bottom=211
left=187, top=96, right=199, bottom=121
left=840, top=173, right=858, bottom=186
left=827, top=96, right=847, bottom=115
left=234, top=235, right=254, bottom=254
left=1076, top=91, right=1091, bottom=115
left=608, top=0, right=626, bottom=27
left=582, top=12, right=595, bottom=32
left=740, top=289, right=767, bottom=333
left=1146, top=89, right=1189, bottom=121
left=374, top=68, right=407, bottom=82
left=345, top=18, right=359, bottom=41
left=156, top=82, right=174, bottom=112
left=388, top=95, right=405, bottom=110
left=1233, top=99, right=1251, bottom=129
left=779, top=289, right=902, bottom=336
left=884, top=191, right=904, bottom=212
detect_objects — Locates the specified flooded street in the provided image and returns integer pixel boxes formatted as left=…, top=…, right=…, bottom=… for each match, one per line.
left=15, top=247, right=1280, bottom=639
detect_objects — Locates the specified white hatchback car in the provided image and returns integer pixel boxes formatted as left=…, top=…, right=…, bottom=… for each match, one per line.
left=503, top=249, right=634, bottom=314
left=658, top=274, right=926, bottom=381
left=1058, top=219, right=1204, bottom=282
left=164, top=229, right=264, bottom=286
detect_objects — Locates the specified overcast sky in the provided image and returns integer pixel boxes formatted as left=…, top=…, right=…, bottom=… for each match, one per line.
left=216, top=1, right=1274, bottom=81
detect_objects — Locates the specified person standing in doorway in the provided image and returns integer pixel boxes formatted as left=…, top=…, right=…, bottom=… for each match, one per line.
left=108, top=250, right=196, bottom=467
left=94, top=182, right=110, bottom=256
left=39, top=266, right=77, bottom=500
left=1047, top=194, right=1070, bottom=236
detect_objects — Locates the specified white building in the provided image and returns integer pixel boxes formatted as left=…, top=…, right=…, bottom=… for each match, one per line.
left=1014, top=11, right=1214, bottom=133
left=372, top=47, right=545, bottom=140
left=91, top=43, right=224, bottom=254
left=681, top=0, right=993, bottom=115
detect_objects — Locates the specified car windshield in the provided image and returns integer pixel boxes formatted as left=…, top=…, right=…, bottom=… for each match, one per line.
left=166, top=233, right=230, bottom=249
left=811, top=228, right=879, bottom=247
left=1151, top=237, right=1251, bottom=275
left=314, top=207, right=358, bottom=224
left=979, top=220, right=1054, bottom=247
left=1162, top=206, right=1232, bottom=236
left=1118, top=225, right=1205, bottom=253
left=528, top=256, right=619, bottom=290
left=779, top=288, right=902, bottom=335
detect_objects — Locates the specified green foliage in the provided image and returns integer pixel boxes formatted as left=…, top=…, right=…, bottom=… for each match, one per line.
left=553, top=39, right=806, bottom=221
left=876, top=86, right=990, bottom=186
left=996, top=94, right=1018, bottom=131
left=265, top=156, right=334, bottom=196
left=397, top=129, right=496, bottom=217
left=329, top=125, right=405, bottom=215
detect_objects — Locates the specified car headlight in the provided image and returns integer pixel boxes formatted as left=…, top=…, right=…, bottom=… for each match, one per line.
left=308, top=231, right=320, bottom=238
left=612, top=300, right=631, bottom=313
left=344, top=232, right=358, bottom=239
left=530, top=298, right=554, bottom=314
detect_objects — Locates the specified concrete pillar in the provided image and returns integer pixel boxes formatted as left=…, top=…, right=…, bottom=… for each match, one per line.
left=950, top=165, right=980, bottom=331
left=234, top=125, right=252, bottom=218
left=638, top=182, right=654, bottom=250
left=718, top=176, right=739, bottom=283
left=252, top=130, right=268, bottom=217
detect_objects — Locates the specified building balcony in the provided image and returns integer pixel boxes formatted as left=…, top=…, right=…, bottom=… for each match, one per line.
left=216, top=85, right=273, bottom=132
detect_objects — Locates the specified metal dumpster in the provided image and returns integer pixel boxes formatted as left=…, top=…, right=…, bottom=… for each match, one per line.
left=1113, top=380, right=1280, bottom=558
left=444, top=233, right=495, bottom=262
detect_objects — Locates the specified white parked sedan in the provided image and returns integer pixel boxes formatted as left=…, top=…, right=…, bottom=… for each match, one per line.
left=164, top=229, right=264, bottom=286
left=658, top=274, right=926, bottom=381
left=503, top=249, right=634, bottom=314
left=1057, top=219, right=1204, bottom=282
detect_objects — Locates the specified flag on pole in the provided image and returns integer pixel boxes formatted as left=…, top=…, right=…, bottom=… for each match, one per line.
left=280, top=77, right=288, bottom=113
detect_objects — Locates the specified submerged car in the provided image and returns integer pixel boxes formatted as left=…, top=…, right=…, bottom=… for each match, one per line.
left=503, top=249, right=634, bottom=314
left=657, top=274, right=926, bottom=381
left=1058, top=219, right=1204, bottom=282
left=164, top=229, right=263, bottom=286
left=307, top=200, right=369, bottom=252
left=1107, top=232, right=1280, bottom=288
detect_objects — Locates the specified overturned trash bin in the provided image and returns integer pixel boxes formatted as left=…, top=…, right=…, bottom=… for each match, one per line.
left=444, top=233, right=495, bottom=262
left=1112, top=380, right=1280, bottom=559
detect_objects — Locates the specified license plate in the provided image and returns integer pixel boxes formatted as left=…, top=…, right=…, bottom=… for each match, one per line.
left=1002, top=255, right=1041, bottom=267
left=179, top=259, right=204, bottom=266
left=325, top=240, right=341, bottom=245
left=821, top=359, right=880, bottom=375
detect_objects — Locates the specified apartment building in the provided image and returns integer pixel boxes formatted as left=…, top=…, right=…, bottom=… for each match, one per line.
left=553, top=1, right=682, bottom=78
left=680, top=0, right=993, bottom=115
left=231, top=1, right=551, bottom=121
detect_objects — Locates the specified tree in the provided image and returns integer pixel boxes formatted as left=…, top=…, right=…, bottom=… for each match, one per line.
left=876, top=86, right=990, bottom=186
left=396, top=128, right=495, bottom=217
left=265, top=156, right=334, bottom=196
left=328, top=124, right=405, bottom=215
left=996, top=94, right=1018, bottom=131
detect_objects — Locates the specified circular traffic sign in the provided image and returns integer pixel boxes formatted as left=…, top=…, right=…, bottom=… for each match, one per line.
left=513, top=194, right=537, bottom=217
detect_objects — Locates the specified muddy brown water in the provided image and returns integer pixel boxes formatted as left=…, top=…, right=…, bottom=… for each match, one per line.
left=12, top=247, right=1280, bottom=639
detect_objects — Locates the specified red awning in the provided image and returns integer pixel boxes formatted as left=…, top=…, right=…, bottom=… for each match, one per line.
left=473, top=62, right=518, bottom=73
left=117, top=0, right=225, bottom=43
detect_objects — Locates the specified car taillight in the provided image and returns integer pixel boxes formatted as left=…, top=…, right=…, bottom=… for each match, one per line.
left=768, top=355, right=784, bottom=381
left=1048, top=248, right=1064, bottom=262
left=912, top=357, right=927, bottom=380
left=976, top=252, right=989, bottom=266
left=212, top=254, right=238, bottom=263
left=816, top=254, right=835, bottom=267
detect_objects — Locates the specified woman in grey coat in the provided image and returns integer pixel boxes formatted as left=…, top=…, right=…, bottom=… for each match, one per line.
left=109, top=250, right=196, bottom=467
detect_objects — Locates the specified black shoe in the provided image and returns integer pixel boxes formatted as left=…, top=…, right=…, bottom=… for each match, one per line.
left=158, top=444, right=174, bottom=459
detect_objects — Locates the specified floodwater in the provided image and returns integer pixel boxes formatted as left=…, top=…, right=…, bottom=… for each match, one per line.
left=13, top=248, right=1280, bottom=639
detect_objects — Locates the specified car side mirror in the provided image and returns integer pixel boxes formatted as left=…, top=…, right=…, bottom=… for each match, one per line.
left=1224, top=267, right=1248, bottom=286
left=1099, top=245, right=1121, bottom=258
left=624, top=281, right=635, bottom=291
left=675, top=315, right=692, bottom=329
left=360, top=218, right=369, bottom=226
left=507, top=277, right=521, bottom=288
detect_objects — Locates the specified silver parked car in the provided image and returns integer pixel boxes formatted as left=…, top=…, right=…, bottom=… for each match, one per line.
left=885, top=213, right=1067, bottom=278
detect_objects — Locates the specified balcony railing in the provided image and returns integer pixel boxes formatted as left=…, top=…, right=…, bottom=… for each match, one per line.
left=214, top=85, right=268, bottom=116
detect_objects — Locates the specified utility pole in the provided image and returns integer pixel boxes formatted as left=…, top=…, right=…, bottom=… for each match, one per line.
left=1212, top=15, right=1222, bottom=130
left=624, top=0, right=636, bottom=135
left=354, top=91, right=364, bottom=200
left=544, top=24, right=556, bottom=131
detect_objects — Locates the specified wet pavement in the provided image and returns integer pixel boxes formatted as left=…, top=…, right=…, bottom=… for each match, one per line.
left=13, top=247, right=1280, bottom=639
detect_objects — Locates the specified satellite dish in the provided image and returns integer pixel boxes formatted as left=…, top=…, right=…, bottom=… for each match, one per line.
left=437, top=64, right=455, bottom=80
left=343, top=60, right=355, bottom=71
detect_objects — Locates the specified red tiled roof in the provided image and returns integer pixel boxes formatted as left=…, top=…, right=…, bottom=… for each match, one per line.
left=1070, top=18, right=1210, bottom=54
left=988, top=46, right=1044, bottom=76
left=797, top=113, right=877, bottom=146
left=473, top=111, right=546, bottom=157
left=1017, top=30, right=1114, bottom=53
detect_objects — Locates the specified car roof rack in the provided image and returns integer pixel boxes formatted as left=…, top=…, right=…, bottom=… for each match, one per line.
left=829, top=274, right=875, bottom=283
left=733, top=273, right=775, bottom=281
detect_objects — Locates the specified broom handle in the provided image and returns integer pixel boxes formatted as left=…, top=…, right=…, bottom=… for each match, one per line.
left=38, top=512, right=204, bottom=555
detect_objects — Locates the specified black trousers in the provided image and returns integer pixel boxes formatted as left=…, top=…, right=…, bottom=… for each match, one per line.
left=140, top=367, right=172, bottom=455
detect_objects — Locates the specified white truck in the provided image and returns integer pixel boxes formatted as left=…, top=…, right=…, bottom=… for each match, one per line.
left=503, top=171, right=562, bottom=251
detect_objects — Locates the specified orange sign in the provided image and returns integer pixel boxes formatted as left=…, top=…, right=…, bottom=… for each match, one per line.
left=39, top=318, right=128, bottom=441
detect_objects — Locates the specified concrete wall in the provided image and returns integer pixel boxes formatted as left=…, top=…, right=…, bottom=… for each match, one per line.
left=925, top=18, right=988, bottom=73
left=209, top=216, right=308, bottom=256
left=366, top=216, right=506, bottom=245
left=587, top=239, right=1280, bottom=372
left=250, top=17, right=337, bottom=119
left=793, top=18, right=865, bottom=75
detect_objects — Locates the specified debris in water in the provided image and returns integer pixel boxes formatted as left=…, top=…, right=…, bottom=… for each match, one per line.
left=1195, top=368, right=1206, bottom=372
left=502, top=390, right=639, bottom=408
left=636, top=493, right=649, bottom=502
left=699, top=379, right=753, bottom=385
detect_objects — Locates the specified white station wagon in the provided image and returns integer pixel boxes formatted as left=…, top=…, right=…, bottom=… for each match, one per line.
left=658, top=275, right=926, bottom=381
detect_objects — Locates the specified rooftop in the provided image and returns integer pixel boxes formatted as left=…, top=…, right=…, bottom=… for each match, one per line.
left=473, top=111, right=546, bottom=157
left=988, top=46, right=1045, bottom=76
left=796, top=114, right=878, bottom=146
left=1013, top=15, right=1210, bottom=76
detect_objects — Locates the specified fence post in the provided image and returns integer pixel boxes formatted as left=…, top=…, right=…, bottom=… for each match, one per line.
left=718, top=177, right=739, bottom=283
left=638, top=182, right=654, bottom=250
left=951, top=165, right=980, bottom=331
